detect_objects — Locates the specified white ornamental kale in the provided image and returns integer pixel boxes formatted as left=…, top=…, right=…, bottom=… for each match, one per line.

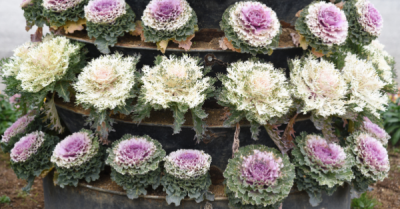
left=224, top=145, right=295, bottom=208
left=228, top=1, right=280, bottom=47
left=354, top=0, right=383, bottom=37
left=135, top=54, right=215, bottom=140
left=15, top=36, right=81, bottom=93
left=342, top=53, right=388, bottom=117
left=142, top=0, right=193, bottom=32
left=74, top=53, right=139, bottom=111
left=164, top=149, right=211, bottom=180
left=10, top=131, right=46, bottom=163
left=290, top=56, right=347, bottom=118
left=1, top=42, right=37, bottom=77
left=51, top=130, right=98, bottom=168
left=363, top=40, right=395, bottom=86
left=43, top=0, right=84, bottom=12
left=106, top=134, right=165, bottom=176
left=218, top=59, right=292, bottom=140
left=292, top=133, right=355, bottom=206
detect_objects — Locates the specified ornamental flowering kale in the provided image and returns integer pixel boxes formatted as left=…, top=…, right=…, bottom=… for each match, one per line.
left=52, top=129, right=105, bottom=188
left=51, top=131, right=94, bottom=168
left=74, top=53, right=140, bottom=142
left=218, top=59, right=292, bottom=140
left=85, top=0, right=126, bottom=24
left=43, top=0, right=84, bottom=12
left=296, top=1, right=348, bottom=55
left=11, top=131, right=45, bottom=163
left=74, top=53, right=139, bottom=111
left=164, top=149, right=211, bottom=179
left=292, top=133, right=355, bottom=206
left=1, top=42, right=38, bottom=77
left=220, top=1, right=281, bottom=55
left=361, top=117, right=390, bottom=145
left=10, top=131, right=59, bottom=192
left=363, top=40, right=397, bottom=92
left=43, top=0, right=88, bottom=28
left=342, top=53, right=388, bottom=117
left=161, top=149, right=213, bottom=206
left=354, top=0, right=382, bottom=37
left=289, top=56, right=347, bottom=118
left=1, top=113, right=35, bottom=145
left=106, top=135, right=166, bottom=199
left=344, top=0, right=382, bottom=45
left=16, top=35, right=83, bottom=94
left=347, top=132, right=389, bottom=192
left=141, top=0, right=198, bottom=49
left=85, top=0, right=136, bottom=53
left=224, top=145, right=295, bottom=209
left=134, top=55, right=215, bottom=141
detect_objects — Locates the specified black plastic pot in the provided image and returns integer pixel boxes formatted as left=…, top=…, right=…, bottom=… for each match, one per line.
left=43, top=171, right=351, bottom=209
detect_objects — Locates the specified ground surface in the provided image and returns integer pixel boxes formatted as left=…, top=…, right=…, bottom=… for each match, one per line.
left=0, top=151, right=44, bottom=209
left=367, top=149, right=400, bottom=209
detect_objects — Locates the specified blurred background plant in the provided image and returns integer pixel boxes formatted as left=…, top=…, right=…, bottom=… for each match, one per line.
left=383, top=88, right=400, bottom=146
left=351, top=192, right=381, bottom=209
left=0, top=93, right=22, bottom=136
left=0, top=195, right=11, bottom=204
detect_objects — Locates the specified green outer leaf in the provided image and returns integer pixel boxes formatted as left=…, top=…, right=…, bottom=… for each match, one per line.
left=191, top=105, right=208, bottom=142
left=110, top=167, right=162, bottom=199
left=86, top=5, right=136, bottom=54
left=43, top=0, right=88, bottom=27
left=223, top=145, right=295, bottom=207
left=54, top=81, right=71, bottom=103
left=10, top=133, right=60, bottom=193
left=23, top=0, right=46, bottom=28
left=142, top=11, right=198, bottom=43
left=171, top=104, right=187, bottom=134
left=220, top=4, right=281, bottom=56
left=161, top=172, right=213, bottom=206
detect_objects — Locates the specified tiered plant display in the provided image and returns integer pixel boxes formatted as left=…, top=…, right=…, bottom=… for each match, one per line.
left=0, top=0, right=395, bottom=208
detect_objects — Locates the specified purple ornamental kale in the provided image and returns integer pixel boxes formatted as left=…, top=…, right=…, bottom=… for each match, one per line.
left=149, top=0, right=183, bottom=22
left=307, top=2, right=348, bottom=45
left=115, top=137, right=155, bottom=166
left=362, top=117, right=389, bottom=144
left=357, top=134, right=389, bottom=171
left=240, top=3, right=273, bottom=36
left=305, top=135, right=346, bottom=168
left=359, top=1, right=382, bottom=36
left=1, top=113, right=35, bottom=143
left=241, top=150, right=283, bottom=186
left=10, top=131, right=45, bottom=162
left=53, top=132, right=91, bottom=161
left=85, top=0, right=126, bottom=24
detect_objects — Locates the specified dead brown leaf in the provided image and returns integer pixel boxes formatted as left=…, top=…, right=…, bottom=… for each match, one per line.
left=63, top=18, right=86, bottom=34
left=173, top=34, right=195, bottom=51
left=130, top=20, right=145, bottom=41
left=219, top=37, right=241, bottom=52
